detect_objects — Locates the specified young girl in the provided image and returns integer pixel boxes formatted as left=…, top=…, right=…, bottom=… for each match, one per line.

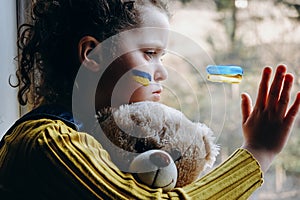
left=1, top=0, right=299, bottom=199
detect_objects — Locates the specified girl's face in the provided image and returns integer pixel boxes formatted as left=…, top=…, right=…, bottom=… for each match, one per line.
left=96, top=6, right=170, bottom=109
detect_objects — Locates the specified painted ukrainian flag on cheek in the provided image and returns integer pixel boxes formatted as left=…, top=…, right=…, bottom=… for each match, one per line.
left=132, top=69, right=152, bottom=86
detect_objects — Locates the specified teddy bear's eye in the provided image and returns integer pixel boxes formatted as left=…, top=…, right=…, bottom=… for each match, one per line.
left=134, top=138, right=162, bottom=153
left=169, top=148, right=182, bottom=162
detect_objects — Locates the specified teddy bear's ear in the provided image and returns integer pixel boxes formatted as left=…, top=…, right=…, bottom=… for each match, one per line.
left=201, top=126, right=220, bottom=168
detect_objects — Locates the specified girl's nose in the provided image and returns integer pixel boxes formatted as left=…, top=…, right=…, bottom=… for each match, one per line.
left=154, top=61, right=168, bottom=82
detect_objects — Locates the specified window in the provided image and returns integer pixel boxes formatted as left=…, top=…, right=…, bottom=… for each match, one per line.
left=0, top=1, right=19, bottom=138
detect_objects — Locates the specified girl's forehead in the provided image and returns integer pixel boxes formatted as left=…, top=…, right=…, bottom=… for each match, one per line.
left=139, top=6, right=170, bottom=29
left=116, top=7, right=169, bottom=51
left=117, top=28, right=169, bottom=52
left=138, top=7, right=170, bottom=47
left=96, top=7, right=170, bottom=53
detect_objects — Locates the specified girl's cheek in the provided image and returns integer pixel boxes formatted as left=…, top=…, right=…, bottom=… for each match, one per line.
left=129, top=87, right=148, bottom=103
left=131, top=69, right=152, bottom=86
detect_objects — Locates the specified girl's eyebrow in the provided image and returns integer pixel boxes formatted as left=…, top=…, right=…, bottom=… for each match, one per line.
left=140, top=40, right=167, bottom=49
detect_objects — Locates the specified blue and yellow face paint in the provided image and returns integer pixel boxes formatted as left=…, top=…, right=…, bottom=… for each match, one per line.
left=132, top=69, right=152, bottom=86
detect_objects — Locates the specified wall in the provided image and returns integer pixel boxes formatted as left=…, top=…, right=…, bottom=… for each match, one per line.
left=0, top=0, right=19, bottom=139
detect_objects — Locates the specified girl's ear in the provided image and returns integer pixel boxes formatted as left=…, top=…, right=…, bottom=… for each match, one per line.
left=78, top=36, right=100, bottom=72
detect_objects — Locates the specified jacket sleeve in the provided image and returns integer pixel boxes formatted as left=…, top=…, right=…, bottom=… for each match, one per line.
left=1, top=119, right=263, bottom=199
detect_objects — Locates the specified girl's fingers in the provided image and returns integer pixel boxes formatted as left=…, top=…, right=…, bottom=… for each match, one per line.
left=285, top=92, right=300, bottom=127
left=277, top=73, right=293, bottom=118
left=254, top=66, right=272, bottom=110
left=266, top=65, right=287, bottom=111
left=241, top=93, right=252, bottom=124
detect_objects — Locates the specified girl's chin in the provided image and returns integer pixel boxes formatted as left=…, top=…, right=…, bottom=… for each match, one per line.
left=152, top=93, right=161, bottom=102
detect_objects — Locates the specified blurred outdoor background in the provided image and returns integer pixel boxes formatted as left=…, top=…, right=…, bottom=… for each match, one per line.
left=1, top=0, right=300, bottom=199
left=161, top=0, right=300, bottom=199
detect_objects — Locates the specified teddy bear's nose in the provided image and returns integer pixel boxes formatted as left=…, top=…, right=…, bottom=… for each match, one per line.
left=149, top=152, right=171, bottom=168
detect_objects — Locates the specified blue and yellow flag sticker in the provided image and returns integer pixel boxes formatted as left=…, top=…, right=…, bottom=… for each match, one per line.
left=206, top=65, right=243, bottom=84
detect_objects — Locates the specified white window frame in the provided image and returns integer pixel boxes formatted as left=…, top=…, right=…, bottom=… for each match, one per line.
left=0, top=0, right=19, bottom=138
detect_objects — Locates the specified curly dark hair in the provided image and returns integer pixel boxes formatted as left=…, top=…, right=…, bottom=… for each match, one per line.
left=14, top=0, right=169, bottom=107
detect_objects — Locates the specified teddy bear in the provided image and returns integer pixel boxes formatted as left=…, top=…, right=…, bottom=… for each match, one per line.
left=95, top=101, right=219, bottom=191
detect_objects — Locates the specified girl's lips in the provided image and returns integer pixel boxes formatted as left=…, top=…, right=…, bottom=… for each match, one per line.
left=152, top=88, right=162, bottom=101
left=152, top=85, right=163, bottom=94
left=152, top=93, right=161, bottom=101
left=153, top=89, right=162, bottom=94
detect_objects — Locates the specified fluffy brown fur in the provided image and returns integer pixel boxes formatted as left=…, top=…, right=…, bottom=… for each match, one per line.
left=96, top=101, right=219, bottom=187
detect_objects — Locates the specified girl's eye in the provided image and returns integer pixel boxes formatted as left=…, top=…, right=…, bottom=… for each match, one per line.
left=144, top=49, right=166, bottom=61
left=145, top=50, right=156, bottom=57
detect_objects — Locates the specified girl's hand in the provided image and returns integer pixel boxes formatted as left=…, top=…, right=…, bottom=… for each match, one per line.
left=241, top=65, right=300, bottom=172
